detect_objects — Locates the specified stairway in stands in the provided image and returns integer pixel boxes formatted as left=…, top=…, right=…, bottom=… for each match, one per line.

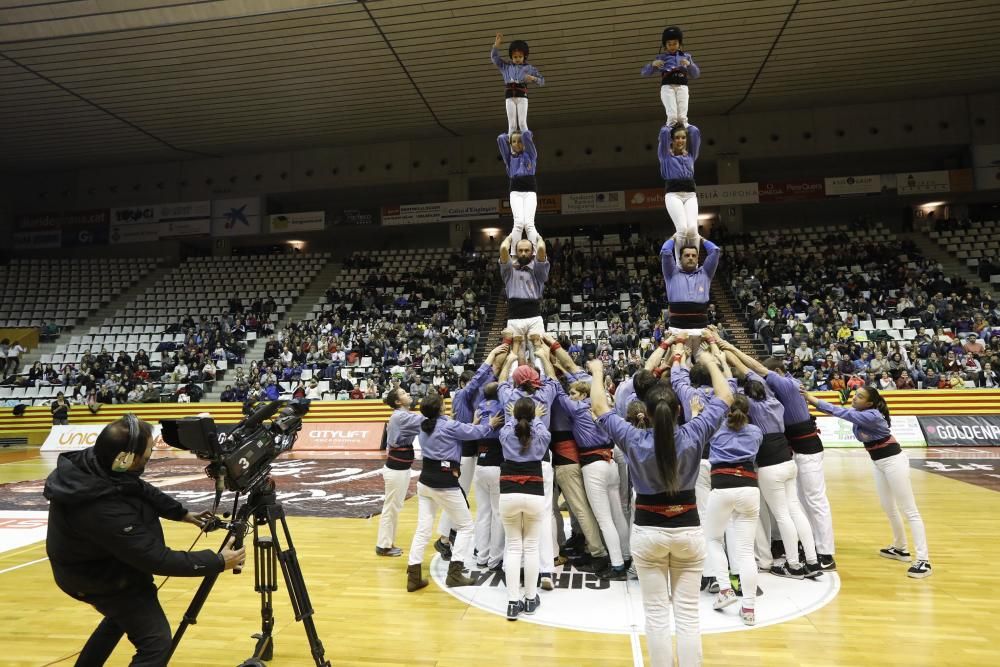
left=713, top=274, right=769, bottom=358
left=475, top=291, right=505, bottom=363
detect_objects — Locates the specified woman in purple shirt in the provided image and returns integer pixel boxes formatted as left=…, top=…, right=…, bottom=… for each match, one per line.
left=589, top=357, right=732, bottom=667
left=377, top=388, right=422, bottom=560
left=405, top=393, right=502, bottom=593
left=802, top=386, right=931, bottom=578
left=658, top=122, right=702, bottom=262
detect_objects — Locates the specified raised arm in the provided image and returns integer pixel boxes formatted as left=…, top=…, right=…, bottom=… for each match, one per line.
left=657, top=124, right=672, bottom=168
left=687, top=124, right=702, bottom=161
left=699, top=238, right=720, bottom=279
left=534, top=340, right=557, bottom=379
left=497, top=132, right=512, bottom=165
left=491, top=32, right=504, bottom=68
left=498, top=337, right=521, bottom=382
left=499, top=235, right=512, bottom=264
left=660, top=238, right=678, bottom=280
left=535, top=235, right=547, bottom=263
left=521, top=129, right=537, bottom=161
left=722, top=341, right=767, bottom=376
left=587, top=360, right=612, bottom=417
left=704, top=355, right=735, bottom=406
left=544, top=333, right=579, bottom=373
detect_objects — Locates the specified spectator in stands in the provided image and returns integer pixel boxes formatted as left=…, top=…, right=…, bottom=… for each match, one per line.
left=410, top=377, right=429, bottom=400
left=896, top=370, right=915, bottom=390
left=980, top=363, right=999, bottom=388
left=263, top=382, right=279, bottom=401
left=221, top=385, right=237, bottom=402
left=877, top=372, right=897, bottom=391
left=794, top=341, right=813, bottom=363
left=7, top=340, right=25, bottom=375
left=306, top=380, right=322, bottom=400
left=51, top=392, right=69, bottom=425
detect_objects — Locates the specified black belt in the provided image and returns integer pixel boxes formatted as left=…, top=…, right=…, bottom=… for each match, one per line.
left=665, top=178, right=697, bottom=193
left=509, top=175, right=537, bottom=192
left=668, top=301, right=708, bottom=328
left=505, top=82, right=528, bottom=98
left=634, top=490, right=699, bottom=528
left=507, top=298, right=541, bottom=319
left=785, top=418, right=824, bottom=455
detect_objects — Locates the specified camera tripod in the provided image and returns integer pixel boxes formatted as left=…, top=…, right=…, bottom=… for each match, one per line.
left=168, top=476, right=331, bottom=667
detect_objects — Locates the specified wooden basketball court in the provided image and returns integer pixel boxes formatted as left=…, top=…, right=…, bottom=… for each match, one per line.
left=1, top=446, right=997, bottom=666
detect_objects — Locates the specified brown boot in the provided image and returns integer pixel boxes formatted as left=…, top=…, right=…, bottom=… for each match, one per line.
left=446, top=561, right=475, bottom=587
left=407, top=564, right=428, bottom=592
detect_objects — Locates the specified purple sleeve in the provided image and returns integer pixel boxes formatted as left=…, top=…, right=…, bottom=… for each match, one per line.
left=532, top=419, right=551, bottom=448
left=498, top=133, right=511, bottom=166
left=815, top=400, right=880, bottom=428
left=640, top=57, right=661, bottom=77
left=657, top=125, right=672, bottom=174
left=701, top=238, right=720, bottom=279
left=522, top=130, right=537, bottom=161
left=679, top=397, right=728, bottom=449
left=597, top=412, right=640, bottom=452
left=468, top=362, right=495, bottom=394
left=745, top=370, right=774, bottom=398
left=554, top=382, right=576, bottom=415
left=685, top=54, right=700, bottom=79
left=498, top=381, right=513, bottom=408
left=499, top=256, right=512, bottom=283
left=528, top=65, right=544, bottom=86
left=687, top=124, right=701, bottom=161
left=452, top=420, right=495, bottom=441
left=491, top=47, right=504, bottom=69
left=533, top=258, right=550, bottom=285
left=660, top=239, right=677, bottom=281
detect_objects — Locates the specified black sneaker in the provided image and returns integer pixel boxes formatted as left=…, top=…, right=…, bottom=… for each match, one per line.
left=786, top=563, right=809, bottom=579
left=700, top=576, right=714, bottom=592
left=598, top=565, right=628, bottom=581
left=879, top=546, right=911, bottom=562
left=574, top=556, right=609, bottom=573
left=375, top=546, right=403, bottom=557
left=506, top=600, right=523, bottom=621
left=907, top=560, right=932, bottom=579
left=804, top=562, right=824, bottom=579
left=523, top=594, right=541, bottom=615
left=770, top=564, right=804, bottom=580
left=434, top=537, right=452, bottom=562
left=818, top=554, right=837, bottom=571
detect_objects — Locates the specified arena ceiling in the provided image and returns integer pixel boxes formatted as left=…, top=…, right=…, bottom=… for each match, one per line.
left=1, top=0, right=999, bottom=172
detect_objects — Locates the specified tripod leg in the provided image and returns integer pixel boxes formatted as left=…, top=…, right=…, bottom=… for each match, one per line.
left=250, top=529, right=276, bottom=662
left=266, top=503, right=331, bottom=667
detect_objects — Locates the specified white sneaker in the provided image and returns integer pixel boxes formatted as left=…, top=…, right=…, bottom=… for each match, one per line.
left=713, top=589, right=738, bottom=610
left=740, top=606, right=756, bottom=626
left=907, top=560, right=932, bottom=579
left=540, top=575, right=554, bottom=591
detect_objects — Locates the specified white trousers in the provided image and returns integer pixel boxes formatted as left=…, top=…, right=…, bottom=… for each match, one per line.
left=872, top=452, right=929, bottom=561
left=505, top=97, right=529, bottom=134
left=505, top=316, right=546, bottom=339
left=509, top=191, right=539, bottom=246
left=705, top=487, right=760, bottom=607
left=659, top=84, right=690, bottom=128
left=473, top=465, right=504, bottom=567
left=794, top=452, right=836, bottom=555
left=408, top=482, right=474, bottom=566
left=613, top=445, right=632, bottom=525
left=582, top=459, right=630, bottom=566
left=539, top=460, right=557, bottom=572
left=501, top=492, right=546, bottom=602
left=438, top=455, right=476, bottom=538
left=554, top=462, right=607, bottom=557
left=631, top=524, right=705, bottom=667
left=758, top=460, right=817, bottom=567
left=665, top=192, right=700, bottom=243
left=376, top=466, right=411, bottom=548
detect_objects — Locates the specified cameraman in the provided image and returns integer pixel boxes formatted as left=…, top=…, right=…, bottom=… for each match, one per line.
left=44, top=415, right=245, bottom=666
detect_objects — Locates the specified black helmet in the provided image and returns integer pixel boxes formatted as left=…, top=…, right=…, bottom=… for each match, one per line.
left=662, top=26, right=683, bottom=46
left=509, top=40, right=529, bottom=59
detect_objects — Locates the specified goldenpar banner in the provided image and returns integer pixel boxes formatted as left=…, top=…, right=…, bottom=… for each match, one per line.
left=917, top=415, right=1000, bottom=447
left=268, top=211, right=326, bottom=234
left=815, top=415, right=925, bottom=448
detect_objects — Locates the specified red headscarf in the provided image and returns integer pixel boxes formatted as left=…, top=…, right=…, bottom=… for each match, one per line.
left=512, top=365, right=542, bottom=390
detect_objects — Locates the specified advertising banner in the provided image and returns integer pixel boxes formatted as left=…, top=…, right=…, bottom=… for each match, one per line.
left=331, top=208, right=378, bottom=226
left=824, top=175, right=882, bottom=196
left=42, top=424, right=165, bottom=452
left=108, top=201, right=211, bottom=242
left=61, top=223, right=110, bottom=247
left=110, top=222, right=160, bottom=245
left=12, top=230, right=61, bottom=249
left=381, top=203, right=441, bottom=226
left=292, top=422, right=386, bottom=451
left=439, top=199, right=498, bottom=221
left=561, top=191, right=626, bottom=215
left=500, top=194, right=561, bottom=215
left=758, top=180, right=825, bottom=202
left=917, top=415, right=1000, bottom=447
left=15, top=209, right=108, bottom=231
left=625, top=188, right=664, bottom=210
left=211, top=198, right=262, bottom=237
left=896, top=170, right=950, bottom=195
left=268, top=211, right=326, bottom=234
left=972, top=144, right=1000, bottom=191
left=815, top=415, right=925, bottom=448
left=699, top=182, right=760, bottom=205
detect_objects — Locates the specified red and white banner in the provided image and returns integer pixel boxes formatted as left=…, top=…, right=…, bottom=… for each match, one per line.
left=294, top=422, right=386, bottom=451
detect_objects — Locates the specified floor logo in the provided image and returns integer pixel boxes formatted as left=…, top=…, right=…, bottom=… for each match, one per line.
left=430, top=557, right=839, bottom=634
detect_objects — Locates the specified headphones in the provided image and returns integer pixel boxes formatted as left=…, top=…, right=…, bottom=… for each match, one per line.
left=111, top=413, right=142, bottom=473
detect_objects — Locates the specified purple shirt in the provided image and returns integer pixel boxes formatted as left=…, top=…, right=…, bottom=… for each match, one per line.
left=815, top=401, right=891, bottom=443
left=671, top=365, right=738, bottom=423
left=491, top=47, right=545, bottom=86
left=552, top=371, right=586, bottom=431
left=451, top=362, right=495, bottom=424
left=764, top=371, right=812, bottom=424
left=661, top=238, right=719, bottom=304
left=387, top=408, right=422, bottom=448
left=500, top=257, right=550, bottom=301
left=613, top=376, right=636, bottom=418
left=658, top=124, right=701, bottom=181
left=597, top=397, right=728, bottom=495
left=476, top=397, right=504, bottom=438
left=741, top=370, right=786, bottom=435
left=554, top=388, right=608, bottom=449
left=499, top=417, right=551, bottom=462
left=498, top=131, right=537, bottom=179
left=640, top=51, right=701, bottom=79
left=498, top=378, right=559, bottom=429
left=418, top=417, right=495, bottom=462
left=709, top=423, right=763, bottom=464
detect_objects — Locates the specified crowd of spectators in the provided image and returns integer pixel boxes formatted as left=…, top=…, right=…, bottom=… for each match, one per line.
left=727, top=229, right=1000, bottom=391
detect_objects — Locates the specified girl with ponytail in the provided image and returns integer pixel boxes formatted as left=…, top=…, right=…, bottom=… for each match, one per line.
left=377, top=387, right=423, bottom=560
left=588, top=356, right=732, bottom=666
left=703, top=393, right=763, bottom=625
left=803, top=385, right=932, bottom=579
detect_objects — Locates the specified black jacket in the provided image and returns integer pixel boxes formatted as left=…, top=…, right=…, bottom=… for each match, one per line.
left=44, top=448, right=223, bottom=598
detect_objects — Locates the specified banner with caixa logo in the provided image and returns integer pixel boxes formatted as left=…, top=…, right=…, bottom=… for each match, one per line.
left=918, top=416, right=1000, bottom=447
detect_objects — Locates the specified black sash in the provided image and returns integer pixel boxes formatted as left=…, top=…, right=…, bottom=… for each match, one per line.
left=507, top=297, right=541, bottom=319
left=509, top=175, right=537, bottom=192
left=500, top=459, right=544, bottom=496
left=710, top=460, right=758, bottom=489
left=785, top=418, right=824, bottom=455
left=419, top=458, right=461, bottom=489
left=634, top=490, right=699, bottom=528
left=505, top=82, right=528, bottom=98
left=862, top=435, right=902, bottom=461
left=756, top=432, right=792, bottom=468
left=668, top=301, right=708, bottom=329
left=386, top=445, right=414, bottom=471
left=665, top=178, right=697, bottom=193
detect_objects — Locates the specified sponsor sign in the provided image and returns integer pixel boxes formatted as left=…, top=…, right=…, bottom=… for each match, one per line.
left=42, top=424, right=168, bottom=452
left=972, top=144, right=1000, bottom=191
left=815, top=415, right=925, bottom=448
left=896, top=170, right=950, bottom=195
left=918, top=415, right=1000, bottom=447
left=439, top=199, right=498, bottom=221
left=824, top=175, right=882, bottom=196
left=625, top=188, right=664, bottom=210
left=61, top=223, right=110, bottom=247
left=758, top=179, right=825, bottom=202
left=0, top=511, right=48, bottom=555
left=699, top=182, right=760, bottom=205
left=108, top=201, right=212, bottom=242
left=561, top=191, right=626, bottom=215
left=15, top=209, right=108, bottom=231
left=110, top=222, right=160, bottom=245
left=211, top=198, right=262, bottom=237
left=12, top=230, right=61, bottom=249
left=500, top=194, right=561, bottom=215
left=381, top=203, right=441, bottom=226
left=268, top=211, right=326, bottom=234
left=293, top=421, right=386, bottom=451
left=331, top=208, right=377, bottom=226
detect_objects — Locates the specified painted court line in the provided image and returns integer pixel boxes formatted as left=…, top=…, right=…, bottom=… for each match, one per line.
left=0, top=556, right=48, bottom=575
